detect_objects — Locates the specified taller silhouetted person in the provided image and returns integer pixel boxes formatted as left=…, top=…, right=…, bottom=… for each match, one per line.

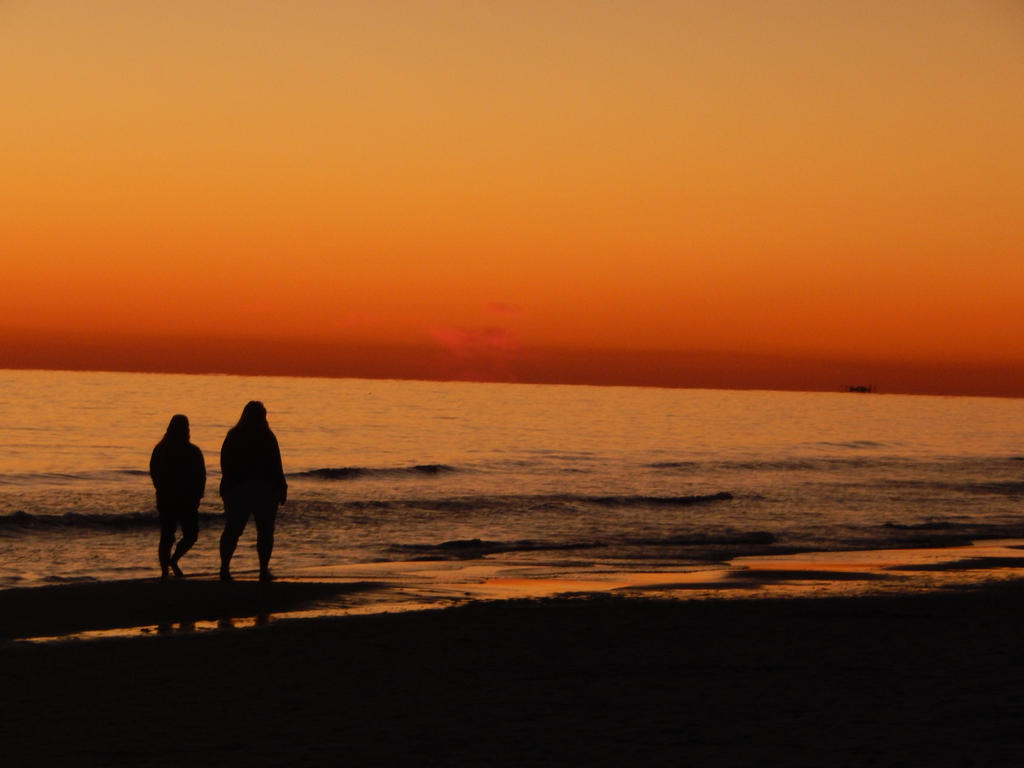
left=219, top=401, right=287, bottom=581
left=149, top=414, right=206, bottom=580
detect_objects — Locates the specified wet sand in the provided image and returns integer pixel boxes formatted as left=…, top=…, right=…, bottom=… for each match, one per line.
left=7, top=539, right=1024, bottom=643
left=0, top=579, right=388, bottom=641
left=4, top=564, right=1024, bottom=766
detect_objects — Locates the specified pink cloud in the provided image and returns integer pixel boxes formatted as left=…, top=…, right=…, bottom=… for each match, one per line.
left=429, top=326, right=519, bottom=353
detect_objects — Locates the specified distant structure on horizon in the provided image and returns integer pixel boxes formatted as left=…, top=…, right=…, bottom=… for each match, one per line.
left=846, top=384, right=875, bottom=393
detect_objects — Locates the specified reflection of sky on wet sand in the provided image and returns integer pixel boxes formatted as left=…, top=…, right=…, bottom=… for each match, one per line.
left=300, top=539, right=1024, bottom=603
left=19, top=540, right=1024, bottom=645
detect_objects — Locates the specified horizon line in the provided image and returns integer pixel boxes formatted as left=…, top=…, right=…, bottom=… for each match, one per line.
left=3, top=361, right=1022, bottom=401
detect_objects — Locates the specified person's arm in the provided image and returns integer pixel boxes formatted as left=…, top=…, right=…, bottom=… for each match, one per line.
left=195, top=447, right=207, bottom=502
left=272, top=434, right=287, bottom=504
left=149, top=445, right=161, bottom=491
left=219, top=434, right=231, bottom=499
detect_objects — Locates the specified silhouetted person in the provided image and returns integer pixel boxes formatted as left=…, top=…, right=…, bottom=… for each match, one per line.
left=219, top=401, right=287, bottom=582
left=149, top=414, right=206, bottom=580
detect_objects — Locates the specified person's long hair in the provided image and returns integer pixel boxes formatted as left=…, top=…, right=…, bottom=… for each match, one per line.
left=235, top=401, right=268, bottom=431
left=163, top=414, right=190, bottom=443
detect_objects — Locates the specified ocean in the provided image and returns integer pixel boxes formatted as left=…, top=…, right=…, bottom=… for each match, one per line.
left=1, top=369, right=1022, bottom=590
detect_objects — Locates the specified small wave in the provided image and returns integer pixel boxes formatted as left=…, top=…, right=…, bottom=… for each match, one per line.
left=883, top=521, right=965, bottom=531
left=0, top=469, right=158, bottom=485
left=884, top=480, right=1024, bottom=497
left=871, top=519, right=1024, bottom=550
left=730, top=458, right=882, bottom=472
left=391, top=538, right=605, bottom=560
left=391, top=528, right=774, bottom=562
left=411, top=464, right=455, bottom=473
left=0, top=510, right=222, bottom=530
left=0, top=471, right=90, bottom=485
left=296, top=467, right=364, bottom=479
left=879, top=519, right=1024, bottom=536
left=393, top=492, right=733, bottom=513
left=966, top=481, right=1024, bottom=496
left=582, top=492, right=733, bottom=507
left=646, top=461, right=700, bottom=470
left=638, top=531, right=776, bottom=546
left=812, top=440, right=887, bottom=450
left=302, top=491, right=734, bottom=515
left=293, top=464, right=457, bottom=480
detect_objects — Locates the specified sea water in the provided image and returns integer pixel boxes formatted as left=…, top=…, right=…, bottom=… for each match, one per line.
left=0, top=369, right=1022, bottom=589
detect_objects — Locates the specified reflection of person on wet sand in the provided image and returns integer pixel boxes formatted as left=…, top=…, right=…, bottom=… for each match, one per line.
left=219, top=401, right=287, bottom=582
left=149, top=414, right=206, bottom=580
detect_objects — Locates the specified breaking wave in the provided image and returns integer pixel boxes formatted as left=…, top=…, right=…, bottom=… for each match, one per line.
left=293, top=464, right=457, bottom=480
left=390, top=528, right=774, bottom=561
left=329, top=491, right=734, bottom=514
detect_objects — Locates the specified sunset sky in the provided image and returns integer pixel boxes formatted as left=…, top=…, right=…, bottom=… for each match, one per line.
left=3, top=1, right=1023, bottom=395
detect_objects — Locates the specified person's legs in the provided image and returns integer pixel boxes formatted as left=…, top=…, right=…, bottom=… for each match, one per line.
left=219, top=502, right=249, bottom=581
left=254, top=502, right=279, bottom=581
left=157, top=504, right=177, bottom=581
left=170, top=506, right=199, bottom=577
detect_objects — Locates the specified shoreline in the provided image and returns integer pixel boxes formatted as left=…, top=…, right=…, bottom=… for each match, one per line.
left=5, top=538, right=1024, bottom=643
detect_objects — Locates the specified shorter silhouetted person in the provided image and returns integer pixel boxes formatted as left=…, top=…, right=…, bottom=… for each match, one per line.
left=219, top=401, right=287, bottom=582
left=150, top=414, right=206, bottom=580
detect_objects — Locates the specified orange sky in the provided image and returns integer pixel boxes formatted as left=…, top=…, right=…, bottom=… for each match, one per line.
left=2, top=1, right=1023, bottom=395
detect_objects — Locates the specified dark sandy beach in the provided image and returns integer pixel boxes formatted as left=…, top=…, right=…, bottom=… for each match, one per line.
left=4, top=578, right=1024, bottom=767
